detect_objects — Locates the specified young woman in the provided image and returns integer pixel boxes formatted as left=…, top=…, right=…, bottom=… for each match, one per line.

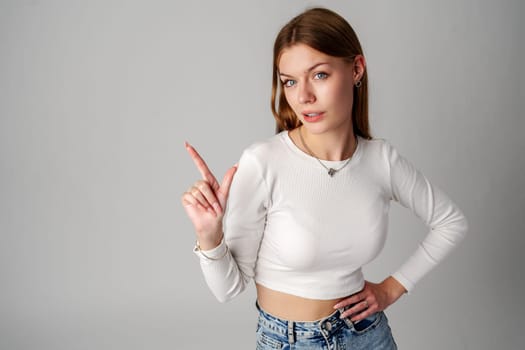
left=182, top=7, right=468, bottom=349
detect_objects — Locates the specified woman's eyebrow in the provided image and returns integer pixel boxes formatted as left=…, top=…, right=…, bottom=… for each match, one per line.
left=279, top=62, right=329, bottom=78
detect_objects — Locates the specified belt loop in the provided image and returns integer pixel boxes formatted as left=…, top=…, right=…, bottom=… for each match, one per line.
left=287, top=320, right=295, bottom=344
left=338, top=307, right=354, bottom=329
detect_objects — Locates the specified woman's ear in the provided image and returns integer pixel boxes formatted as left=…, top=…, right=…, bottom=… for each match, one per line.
left=353, top=55, right=366, bottom=82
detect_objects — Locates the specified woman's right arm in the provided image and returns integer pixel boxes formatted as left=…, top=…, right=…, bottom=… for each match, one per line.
left=182, top=144, right=268, bottom=302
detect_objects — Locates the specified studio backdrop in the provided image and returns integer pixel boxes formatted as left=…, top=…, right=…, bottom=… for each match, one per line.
left=1, top=0, right=524, bottom=349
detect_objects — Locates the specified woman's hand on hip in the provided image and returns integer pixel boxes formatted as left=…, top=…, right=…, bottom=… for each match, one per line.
left=181, top=142, right=237, bottom=249
left=333, top=277, right=407, bottom=322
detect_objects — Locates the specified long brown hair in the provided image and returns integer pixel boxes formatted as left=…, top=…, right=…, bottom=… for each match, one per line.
left=271, top=7, right=371, bottom=139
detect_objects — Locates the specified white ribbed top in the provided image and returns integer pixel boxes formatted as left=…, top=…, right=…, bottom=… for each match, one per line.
left=194, top=131, right=468, bottom=302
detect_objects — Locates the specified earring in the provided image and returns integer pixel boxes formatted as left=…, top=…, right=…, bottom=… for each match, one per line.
left=355, top=80, right=362, bottom=88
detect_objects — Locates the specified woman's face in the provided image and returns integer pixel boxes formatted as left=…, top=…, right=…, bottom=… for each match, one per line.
left=278, top=44, right=363, bottom=135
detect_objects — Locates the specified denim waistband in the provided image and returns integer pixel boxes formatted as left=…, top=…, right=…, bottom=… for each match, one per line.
left=256, top=301, right=355, bottom=342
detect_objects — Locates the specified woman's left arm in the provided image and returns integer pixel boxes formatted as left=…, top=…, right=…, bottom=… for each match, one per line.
left=336, top=141, right=468, bottom=322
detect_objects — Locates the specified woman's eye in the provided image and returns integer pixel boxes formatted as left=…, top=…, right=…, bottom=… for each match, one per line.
left=283, top=80, right=296, bottom=87
left=314, top=72, right=328, bottom=80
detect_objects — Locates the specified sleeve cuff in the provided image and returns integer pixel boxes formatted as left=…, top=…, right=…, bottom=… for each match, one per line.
left=391, top=271, right=415, bottom=294
left=193, top=238, right=228, bottom=261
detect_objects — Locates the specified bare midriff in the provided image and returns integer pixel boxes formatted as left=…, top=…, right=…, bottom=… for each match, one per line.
left=256, top=283, right=349, bottom=321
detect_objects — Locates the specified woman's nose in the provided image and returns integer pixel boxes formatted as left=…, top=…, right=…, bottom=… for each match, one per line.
left=298, top=82, right=315, bottom=104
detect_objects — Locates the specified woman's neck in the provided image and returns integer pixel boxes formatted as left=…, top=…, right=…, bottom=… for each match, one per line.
left=296, top=125, right=357, bottom=161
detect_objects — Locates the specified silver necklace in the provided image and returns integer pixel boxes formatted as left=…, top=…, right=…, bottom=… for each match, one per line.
left=298, top=128, right=357, bottom=177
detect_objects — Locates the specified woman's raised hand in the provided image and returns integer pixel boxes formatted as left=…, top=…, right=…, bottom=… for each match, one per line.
left=181, top=142, right=238, bottom=250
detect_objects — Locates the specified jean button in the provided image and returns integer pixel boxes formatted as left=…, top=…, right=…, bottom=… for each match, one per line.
left=325, top=321, right=332, bottom=331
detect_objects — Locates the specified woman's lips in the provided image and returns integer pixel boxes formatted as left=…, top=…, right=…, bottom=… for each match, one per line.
left=303, top=112, right=324, bottom=123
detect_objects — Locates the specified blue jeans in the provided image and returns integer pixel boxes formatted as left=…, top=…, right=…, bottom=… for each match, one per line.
left=255, top=302, right=397, bottom=349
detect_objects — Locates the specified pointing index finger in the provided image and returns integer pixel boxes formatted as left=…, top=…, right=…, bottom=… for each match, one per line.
left=185, top=142, right=220, bottom=191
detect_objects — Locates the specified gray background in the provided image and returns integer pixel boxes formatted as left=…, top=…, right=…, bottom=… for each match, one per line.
left=1, top=0, right=523, bottom=349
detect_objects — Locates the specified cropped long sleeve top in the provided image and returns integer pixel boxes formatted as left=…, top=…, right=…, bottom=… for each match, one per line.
left=193, top=131, right=468, bottom=302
